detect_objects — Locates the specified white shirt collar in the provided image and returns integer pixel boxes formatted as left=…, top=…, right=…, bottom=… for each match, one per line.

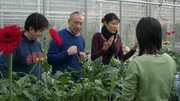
left=66, top=27, right=80, bottom=36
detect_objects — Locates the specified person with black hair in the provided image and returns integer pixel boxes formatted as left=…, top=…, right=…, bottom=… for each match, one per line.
left=0, top=12, right=49, bottom=78
left=122, top=17, right=177, bottom=101
left=91, top=13, right=138, bottom=65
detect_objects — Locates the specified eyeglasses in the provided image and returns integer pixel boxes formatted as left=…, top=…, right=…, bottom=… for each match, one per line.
left=111, top=22, right=119, bottom=26
left=72, top=21, right=84, bottom=26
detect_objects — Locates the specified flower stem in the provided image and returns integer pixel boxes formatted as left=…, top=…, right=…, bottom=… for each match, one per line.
left=38, top=62, right=41, bottom=81
left=9, top=53, right=13, bottom=101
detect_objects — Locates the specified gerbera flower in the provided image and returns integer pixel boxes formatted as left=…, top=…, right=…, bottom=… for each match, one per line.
left=0, top=25, right=23, bottom=55
left=172, top=31, right=176, bottom=33
left=162, top=41, right=170, bottom=45
left=125, top=46, right=130, bottom=52
left=36, top=58, right=45, bottom=61
left=86, top=51, right=89, bottom=55
left=49, top=29, right=62, bottom=45
left=43, top=37, right=46, bottom=40
left=165, top=32, right=171, bottom=35
left=122, top=44, right=125, bottom=48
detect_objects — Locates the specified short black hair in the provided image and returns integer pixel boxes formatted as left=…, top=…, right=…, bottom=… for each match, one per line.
left=136, top=17, right=162, bottom=55
left=102, top=13, right=120, bottom=24
left=24, top=12, right=49, bottom=31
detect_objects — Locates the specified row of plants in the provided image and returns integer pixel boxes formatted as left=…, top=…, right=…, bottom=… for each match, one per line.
left=0, top=48, right=180, bottom=101
left=162, top=48, right=180, bottom=71
left=0, top=57, right=129, bottom=101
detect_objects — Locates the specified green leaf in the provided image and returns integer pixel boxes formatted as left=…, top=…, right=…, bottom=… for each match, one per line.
left=31, top=84, right=39, bottom=92
left=0, top=84, right=8, bottom=94
left=16, top=75, right=31, bottom=88
left=59, top=74, right=71, bottom=85
left=23, top=90, right=38, bottom=101
left=54, top=71, right=63, bottom=79
left=42, top=72, right=52, bottom=84
left=67, top=90, right=76, bottom=96
left=109, top=55, right=121, bottom=67
left=67, top=66, right=76, bottom=72
left=1, top=94, right=9, bottom=101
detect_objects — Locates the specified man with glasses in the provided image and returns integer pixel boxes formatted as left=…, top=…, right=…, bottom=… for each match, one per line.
left=47, top=11, right=86, bottom=80
left=0, top=13, right=49, bottom=79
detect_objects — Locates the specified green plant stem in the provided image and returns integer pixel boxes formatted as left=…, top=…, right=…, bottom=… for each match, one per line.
left=9, top=53, right=13, bottom=101
left=87, top=89, right=92, bottom=100
left=83, top=79, right=88, bottom=101
left=38, top=62, right=41, bottom=81
left=17, top=39, right=51, bottom=94
left=83, top=84, right=85, bottom=101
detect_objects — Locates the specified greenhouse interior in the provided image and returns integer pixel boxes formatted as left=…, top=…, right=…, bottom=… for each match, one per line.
left=0, top=0, right=180, bottom=100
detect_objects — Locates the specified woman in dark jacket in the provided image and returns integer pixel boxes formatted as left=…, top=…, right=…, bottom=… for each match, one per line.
left=91, top=13, right=138, bottom=65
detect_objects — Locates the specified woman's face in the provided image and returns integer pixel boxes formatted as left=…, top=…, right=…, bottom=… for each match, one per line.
left=105, top=19, right=119, bottom=33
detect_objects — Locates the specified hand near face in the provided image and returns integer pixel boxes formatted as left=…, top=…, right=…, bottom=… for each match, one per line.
left=67, top=45, right=77, bottom=55
left=79, top=51, right=87, bottom=61
left=102, top=35, right=114, bottom=51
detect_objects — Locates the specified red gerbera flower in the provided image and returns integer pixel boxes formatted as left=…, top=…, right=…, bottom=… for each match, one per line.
left=86, top=51, right=90, bottom=55
left=49, top=29, right=62, bottom=45
left=172, top=31, right=176, bottom=33
left=43, top=37, right=46, bottom=40
left=0, top=25, right=23, bottom=55
left=165, top=32, right=171, bottom=35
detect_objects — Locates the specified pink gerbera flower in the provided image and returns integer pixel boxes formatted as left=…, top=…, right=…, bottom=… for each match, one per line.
left=172, top=31, right=176, bottom=33
left=165, top=32, right=171, bottom=35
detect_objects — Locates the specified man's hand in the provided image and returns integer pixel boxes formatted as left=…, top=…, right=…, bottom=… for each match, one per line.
left=79, top=51, right=87, bottom=61
left=67, top=45, right=77, bottom=55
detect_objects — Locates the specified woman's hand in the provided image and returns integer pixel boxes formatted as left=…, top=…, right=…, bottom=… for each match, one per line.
left=102, top=36, right=114, bottom=51
left=132, top=39, right=139, bottom=51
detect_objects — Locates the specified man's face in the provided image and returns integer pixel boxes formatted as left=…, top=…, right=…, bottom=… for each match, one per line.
left=30, top=27, right=45, bottom=41
left=68, top=14, right=84, bottom=36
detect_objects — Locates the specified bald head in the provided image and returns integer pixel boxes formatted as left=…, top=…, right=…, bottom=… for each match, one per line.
left=70, top=11, right=84, bottom=20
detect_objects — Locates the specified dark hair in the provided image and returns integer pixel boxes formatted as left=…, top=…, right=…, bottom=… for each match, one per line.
left=136, top=17, right=162, bottom=56
left=70, top=11, right=84, bottom=19
left=102, top=13, right=120, bottom=24
left=24, top=12, right=49, bottom=31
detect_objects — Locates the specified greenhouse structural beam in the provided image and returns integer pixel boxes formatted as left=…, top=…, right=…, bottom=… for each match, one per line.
left=99, top=2, right=103, bottom=32
left=37, top=0, right=41, bottom=13
left=172, top=0, right=176, bottom=51
left=107, top=0, right=180, bottom=7
left=119, top=1, right=122, bottom=37
left=43, top=0, right=46, bottom=50
left=84, top=0, right=88, bottom=51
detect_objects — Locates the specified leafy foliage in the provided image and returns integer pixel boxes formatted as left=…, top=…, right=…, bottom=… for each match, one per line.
left=163, top=49, right=180, bottom=70
left=0, top=58, right=129, bottom=101
left=0, top=50, right=179, bottom=101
